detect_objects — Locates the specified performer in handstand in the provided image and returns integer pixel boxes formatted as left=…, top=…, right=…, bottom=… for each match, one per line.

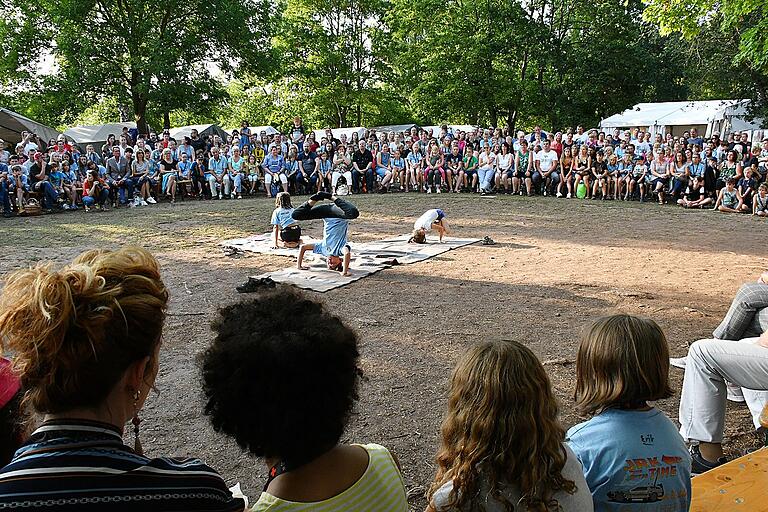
left=409, top=208, right=449, bottom=243
left=293, top=192, right=359, bottom=277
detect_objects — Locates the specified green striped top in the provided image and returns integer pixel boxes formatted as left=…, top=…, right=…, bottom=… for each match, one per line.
left=251, top=443, right=408, bottom=512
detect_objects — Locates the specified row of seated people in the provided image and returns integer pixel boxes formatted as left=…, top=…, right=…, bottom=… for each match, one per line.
left=0, top=247, right=765, bottom=510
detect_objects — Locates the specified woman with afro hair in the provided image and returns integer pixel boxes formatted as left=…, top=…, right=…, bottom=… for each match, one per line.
left=201, top=288, right=408, bottom=511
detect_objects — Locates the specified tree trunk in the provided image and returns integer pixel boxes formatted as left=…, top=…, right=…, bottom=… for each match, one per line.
left=508, top=111, right=517, bottom=135
left=132, top=95, right=149, bottom=136
left=163, top=112, right=171, bottom=130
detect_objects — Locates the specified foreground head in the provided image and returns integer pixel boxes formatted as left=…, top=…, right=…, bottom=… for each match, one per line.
left=0, top=247, right=168, bottom=417
left=202, top=288, right=361, bottom=464
left=430, top=339, right=575, bottom=510
left=575, top=314, right=672, bottom=415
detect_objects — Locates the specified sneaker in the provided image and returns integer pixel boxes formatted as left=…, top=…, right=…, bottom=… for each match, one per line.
left=689, top=444, right=727, bottom=475
left=556, top=191, right=563, bottom=198
left=436, top=187, right=441, bottom=194
left=727, top=383, right=746, bottom=403
left=566, top=193, right=572, bottom=199
left=427, top=188, right=432, bottom=194
left=669, top=356, right=687, bottom=369
left=146, top=196, right=157, bottom=204
left=140, top=199, right=148, bottom=206
left=543, top=190, right=547, bottom=196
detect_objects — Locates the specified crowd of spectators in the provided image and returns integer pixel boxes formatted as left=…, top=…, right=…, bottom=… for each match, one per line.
left=2, top=118, right=767, bottom=217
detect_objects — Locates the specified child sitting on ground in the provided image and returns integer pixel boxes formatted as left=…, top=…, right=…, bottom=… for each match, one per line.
left=270, top=192, right=302, bottom=249
left=201, top=289, right=409, bottom=511
left=566, top=314, right=691, bottom=511
left=410, top=209, right=448, bottom=243
left=753, top=183, right=768, bottom=217
left=714, top=178, right=748, bottom=213
left=427, top=339, right=593, bottom=512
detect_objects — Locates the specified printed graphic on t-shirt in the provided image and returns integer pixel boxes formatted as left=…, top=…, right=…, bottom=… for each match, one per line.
left=606, top=454, right=687, bottom=505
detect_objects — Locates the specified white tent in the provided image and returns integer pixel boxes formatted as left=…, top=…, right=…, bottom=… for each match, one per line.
left=64, top=122, right=138, bottom=150
left=223, top=125, right=279, bottom=137
left=599, top=100, right=743, bottom=137
left=422, top=125, right=478, bottom=137
left=370, top=123, right=417, bottom=134
left=708, top=101, right=765, bottom=139
left=169, top=124, right=227, bottom=141
left=0, top=108, right=60, bottom=146
left=313, top=126, right=367, bottom=141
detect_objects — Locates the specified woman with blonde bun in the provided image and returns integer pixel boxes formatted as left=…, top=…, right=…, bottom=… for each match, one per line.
left=0, top=247, right=245, bottom=511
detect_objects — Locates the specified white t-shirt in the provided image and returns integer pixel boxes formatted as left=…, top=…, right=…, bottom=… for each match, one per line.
left=432, top=444, right=593, bottom=512
left=414, top=209, right=442, bottom=231
left=536, top=150, right=558, bottom=173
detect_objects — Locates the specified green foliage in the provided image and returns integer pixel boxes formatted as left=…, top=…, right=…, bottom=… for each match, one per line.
left=1, top=0, right=274, bottom=133
left=644, top=0, right=768, bottom=118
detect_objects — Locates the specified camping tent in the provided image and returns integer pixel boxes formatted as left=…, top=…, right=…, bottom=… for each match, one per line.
left=64, top=122, right=138, bottom=151
left=599, top=100, right=742, bottom=137
left=312, top=126, right=367, bottom=142
left=707, top=101, right=765, bottom=140
left=169, top=124, right=227, bottom=142
left=422, top=125, right=478, bottom=137
left=0, top=108, right=60, bottom=146
left=369, top=124, right=418, bottom=134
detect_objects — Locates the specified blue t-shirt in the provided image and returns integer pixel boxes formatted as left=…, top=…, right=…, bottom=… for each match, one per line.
left=270, top=207, right=296, bottom=229
left=48, top=171, right=65, bottom=188
left=208, top=157, right=228, bottom=176
left=566, top=408, right=691, bottom=512
left=313, top=217, right=349, bottom=257
left=264, top=155, right=284, bottom=174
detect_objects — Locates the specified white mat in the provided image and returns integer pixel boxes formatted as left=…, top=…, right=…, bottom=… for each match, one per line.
left=223, top=234, right=479, bottom=292
left=221, top=233, right=321, bottom=257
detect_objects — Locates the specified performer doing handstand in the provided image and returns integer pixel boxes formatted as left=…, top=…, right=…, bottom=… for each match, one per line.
left=293, top=192, right=359, bottom=277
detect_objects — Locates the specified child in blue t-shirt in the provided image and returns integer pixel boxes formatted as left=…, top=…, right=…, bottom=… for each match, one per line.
left=270, top=192, right=301, bottom=249
left=566, top=314, right=692, bottom=512
left=293, top=193, right=359, bottom=277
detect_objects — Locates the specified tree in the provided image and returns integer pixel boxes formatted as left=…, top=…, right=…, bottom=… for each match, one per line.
left=644, top=0, right=768, bottom=118
left=273, top=0, right=390, bottom=128
left=0, top=0, right=275, bottom=134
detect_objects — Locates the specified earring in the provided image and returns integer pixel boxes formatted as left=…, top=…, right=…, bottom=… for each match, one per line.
left=132, top=390, right=143, bottom=456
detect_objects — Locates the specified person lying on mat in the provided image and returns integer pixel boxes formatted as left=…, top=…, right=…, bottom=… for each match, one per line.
left=271, top=192, right=302, bottom=249
left=293, top=192, right=359, bottom=277
left=410, top=208, right=449, bottom=244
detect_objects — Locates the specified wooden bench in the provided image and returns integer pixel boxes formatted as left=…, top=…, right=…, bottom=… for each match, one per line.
left=691, top=447, right=768, bottom=511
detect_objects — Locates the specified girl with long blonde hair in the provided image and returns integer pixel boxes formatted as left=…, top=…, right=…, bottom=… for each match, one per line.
left=427, top=340, right=592, bottom=512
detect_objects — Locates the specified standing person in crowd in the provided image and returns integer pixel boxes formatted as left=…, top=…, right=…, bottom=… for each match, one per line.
left=202, top=288, right=408, bottom=512
left=426, top=340, right=592, bottom=512
left=567, top=315, right=691, bottom=511
left=0, top=247, right=245, bottom=511
left=352, top=140, right=373, bottom=194
left=294, top=192, right=359, bottom=277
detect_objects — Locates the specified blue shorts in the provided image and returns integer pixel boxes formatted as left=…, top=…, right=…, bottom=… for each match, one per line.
left=375, top=167, right=389, bottom=178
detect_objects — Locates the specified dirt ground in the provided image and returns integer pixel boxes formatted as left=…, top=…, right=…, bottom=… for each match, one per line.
left=2, top=194, right=766, bottom=509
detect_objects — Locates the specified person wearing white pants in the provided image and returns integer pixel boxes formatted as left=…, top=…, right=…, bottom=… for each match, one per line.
left=677, top=273, right=768, bottom=473
left=207, top=148, right=229, bottom=199
left=262, top=146, right=288, bottom=198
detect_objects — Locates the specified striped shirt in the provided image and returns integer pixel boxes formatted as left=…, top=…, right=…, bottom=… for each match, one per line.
left=252, top=443, right=408, bottom=511
left=0, top=419, right=244, bottom=511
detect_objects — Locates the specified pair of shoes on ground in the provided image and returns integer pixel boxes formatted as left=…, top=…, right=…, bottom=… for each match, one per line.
left=236, top=276, right=277, bottom=293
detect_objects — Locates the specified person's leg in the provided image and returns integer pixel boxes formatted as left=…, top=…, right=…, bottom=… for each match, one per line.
left=679, top=337, right=768, bottom=458
left=82, top=195, right=94, bottom=209
left=331, top=171, right=340, bottom=189
left=713, top=283, right=768, bottom=340
left=234, top=174, right=243, bottom=196
left=42, top=182, right=58, bottom=209
left=99, top=188, right=110, bottom=206
left=125, top=178, right=135, bottom=200
left=292, top=196, right=359, bottom=221
left=264, top=173, right=273, bottom=197
left=223, top=174, right=231, bottom=197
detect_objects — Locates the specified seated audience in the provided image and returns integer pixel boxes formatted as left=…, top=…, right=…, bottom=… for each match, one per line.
left=567, top=314, right=691, bottom=510
left=201, top=288, right=409, bottom=511
left=426, top=339, right=593, bottom=512
left=0, top=247, right=244, bottom=511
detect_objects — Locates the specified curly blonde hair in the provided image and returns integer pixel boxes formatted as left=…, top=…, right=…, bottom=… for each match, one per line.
left=0, top=247, right=168, bottom=413
left=429, top=340, right=575, bottom=511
